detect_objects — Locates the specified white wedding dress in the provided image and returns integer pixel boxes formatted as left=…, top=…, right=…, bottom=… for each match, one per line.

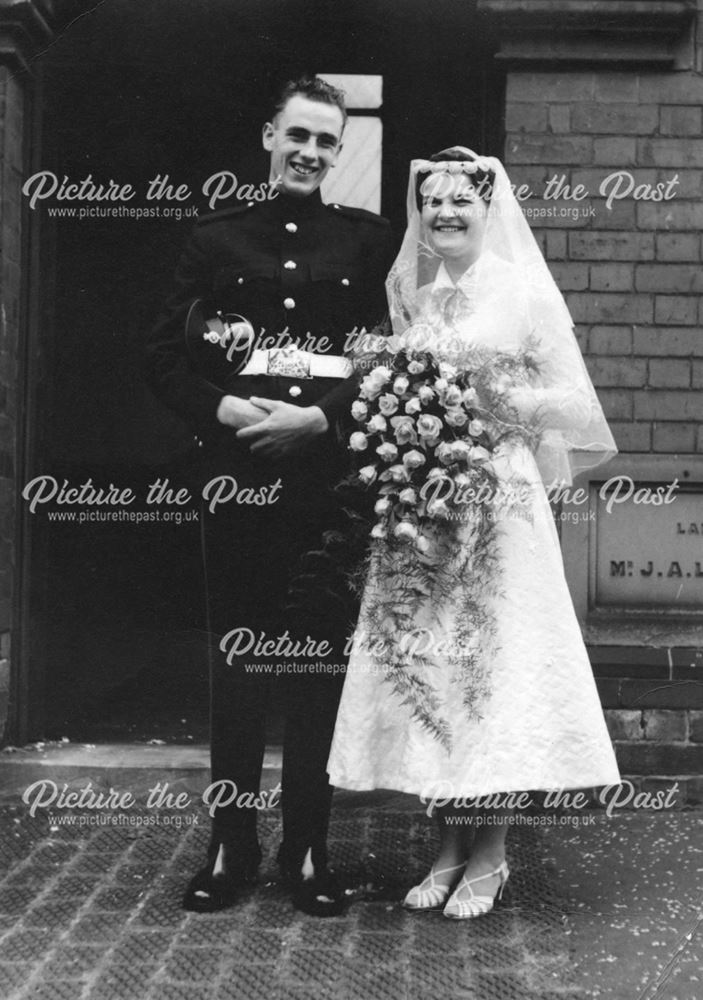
left=327, top=252, right=620, bottom=799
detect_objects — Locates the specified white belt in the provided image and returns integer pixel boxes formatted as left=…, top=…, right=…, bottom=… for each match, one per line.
left=239, top=347, right=352, bottom=379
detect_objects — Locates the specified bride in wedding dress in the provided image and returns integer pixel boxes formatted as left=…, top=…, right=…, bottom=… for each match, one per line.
left=328, top=147, right=620, bottom=920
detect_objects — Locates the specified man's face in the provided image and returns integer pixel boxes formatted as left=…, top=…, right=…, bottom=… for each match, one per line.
left=263, top=94, right=344, bottom=198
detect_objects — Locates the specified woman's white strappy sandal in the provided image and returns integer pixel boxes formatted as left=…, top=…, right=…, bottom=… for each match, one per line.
left=443, top=860, right=509, bottom=919
left=402, top=863, right=465, bottom=911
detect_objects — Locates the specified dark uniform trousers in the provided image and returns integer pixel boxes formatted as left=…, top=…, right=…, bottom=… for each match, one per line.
left=146, top=189, right=394, bottom=875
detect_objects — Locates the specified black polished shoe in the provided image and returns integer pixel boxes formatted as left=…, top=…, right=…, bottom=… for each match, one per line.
left=183, top=843, right=259, bottom=913
left=280, top=858, right=347, bottom=917
left=291, top=868, right=346, bottom=917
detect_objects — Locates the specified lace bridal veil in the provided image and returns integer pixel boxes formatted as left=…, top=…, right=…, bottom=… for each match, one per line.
left=384, top=147, right=617, bottom=488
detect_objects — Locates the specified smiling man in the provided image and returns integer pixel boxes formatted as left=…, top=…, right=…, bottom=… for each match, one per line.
left=263, top=91, right=343, bottom=197
left=145, top=76, right=393, bottom=917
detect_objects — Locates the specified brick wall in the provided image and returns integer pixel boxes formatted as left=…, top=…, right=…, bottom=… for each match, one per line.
left=593, top=646, right=703, bottom=805
left=505, top=68, right=703, bottom=456
left=503, top=50, right=703, bottom=790
left=0, top=66, right=26, bottom=740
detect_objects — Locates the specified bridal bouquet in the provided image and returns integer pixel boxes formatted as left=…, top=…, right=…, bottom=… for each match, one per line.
left=348, top=347, right=503, bottom=551
left=345, top=339, right=539, bottom=745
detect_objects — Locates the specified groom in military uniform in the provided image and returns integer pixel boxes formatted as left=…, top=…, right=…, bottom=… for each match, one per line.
left=146, top=76, right=393, bottom=915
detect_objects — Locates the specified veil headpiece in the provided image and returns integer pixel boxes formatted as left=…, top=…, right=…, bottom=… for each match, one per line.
left=385, top=147, right=617, bottom=486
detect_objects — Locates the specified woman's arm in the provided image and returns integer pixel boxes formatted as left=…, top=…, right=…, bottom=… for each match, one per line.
left=507, top=379, right=592, bottom=432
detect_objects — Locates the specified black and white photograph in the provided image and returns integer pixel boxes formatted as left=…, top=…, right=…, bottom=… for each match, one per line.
left=1, top=1, right=702, bottom=998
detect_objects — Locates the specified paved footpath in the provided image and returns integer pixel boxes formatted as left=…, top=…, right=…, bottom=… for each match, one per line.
left=0, top=747, right=701, bottom=1000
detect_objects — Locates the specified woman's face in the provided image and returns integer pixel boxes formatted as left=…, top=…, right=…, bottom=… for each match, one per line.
left=420, top=173, right=488, bottom=270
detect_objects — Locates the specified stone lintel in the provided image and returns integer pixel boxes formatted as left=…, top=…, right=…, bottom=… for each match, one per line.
left=478, top=0, right=696, bottom=66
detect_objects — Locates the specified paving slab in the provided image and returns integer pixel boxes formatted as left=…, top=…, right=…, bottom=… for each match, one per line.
left=0, top=746, right=701, bottom=999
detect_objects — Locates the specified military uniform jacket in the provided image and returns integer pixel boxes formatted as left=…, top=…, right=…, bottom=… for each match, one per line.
left=146, top=189, right=394, bottom=444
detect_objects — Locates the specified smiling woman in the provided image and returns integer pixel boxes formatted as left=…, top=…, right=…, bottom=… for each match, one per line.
left=420, top=172, right=489, bottom=280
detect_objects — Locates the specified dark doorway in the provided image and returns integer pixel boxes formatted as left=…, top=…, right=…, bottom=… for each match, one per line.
left=21, top=0, right=503, bottom=741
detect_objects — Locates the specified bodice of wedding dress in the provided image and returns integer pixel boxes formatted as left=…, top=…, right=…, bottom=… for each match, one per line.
left=404, top=251, right=596, bottom=484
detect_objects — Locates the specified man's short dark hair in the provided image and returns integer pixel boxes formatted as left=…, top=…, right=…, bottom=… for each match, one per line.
left=271, top=75, right=348, bottom=127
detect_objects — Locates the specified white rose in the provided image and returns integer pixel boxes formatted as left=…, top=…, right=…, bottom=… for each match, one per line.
left=443, top=385, right=463, bottom=408
left=436, top=442, right=455, bottom=466
left=359, top=377, right=381, bottom=401
left=399, top=487, right=417, bottom=504
left=445, top=408, right=468, bottom=428
left=374, top=365, right=393, bottom=382
left=404, top=397, right=422, bottom=416
left=378, top=393, right=399, bottom=416
left=358, top=465, right=377, bottom=485
left=371, top=523, right=388, bottom=539
left=418, top=385, right=435, bottom=405
left=374, top=497, right=392, bottom=515
left=407, top=360, right=426, bottom=374
left=391, top=415, right=417, bottom=446
left=469, top=418, right=485, bottom=437
left=367, top=414, right=388, bottom=434
left=376, top=442, right=399, bottom=463
left=389, top=464, right=410, bottom=483
left=393, top=375, right=410, bottom=396
left=427, top=499, right=450, bottom=519
left=349, top=432, right=368, bottom=452
left=416, top=414, right=443, bottom=443
left=403, top=449, right=426, bottom=470
left=394, top=520, right=418, bottom=541
left=362, top=367, right=391, bottom=398
left=351, top=400, right=368, bottom=421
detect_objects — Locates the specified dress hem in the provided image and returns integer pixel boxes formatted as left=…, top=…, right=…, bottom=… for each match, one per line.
left=330, top=772, right=622, bottom=798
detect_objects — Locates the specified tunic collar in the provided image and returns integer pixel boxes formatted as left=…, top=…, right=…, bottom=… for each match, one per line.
left=271, top=187, right=325, bottom=219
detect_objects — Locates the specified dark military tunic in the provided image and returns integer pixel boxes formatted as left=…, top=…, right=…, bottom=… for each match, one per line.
left=146, top=188, right=393, bottom=872
left=147, top=188, right=393, bottom=439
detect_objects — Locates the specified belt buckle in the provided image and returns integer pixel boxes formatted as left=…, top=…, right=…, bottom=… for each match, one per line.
left=267, top=346, right=313, bottom=379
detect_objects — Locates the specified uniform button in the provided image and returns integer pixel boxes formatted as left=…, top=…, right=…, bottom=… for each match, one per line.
left=283, top=297, right=296, bottom=309
left=237, top=277, right=244, bottom=284
left=285, top=222, right=298, bottom=233
left=341, top=277, right=350, bottom=286
left=247, top=201, right=255, bottom=207
left=284, top=260, right=297, bottom=270
left=289, top=385, right=302, bottom=397
left=332, top=204, right=340, bottom=210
